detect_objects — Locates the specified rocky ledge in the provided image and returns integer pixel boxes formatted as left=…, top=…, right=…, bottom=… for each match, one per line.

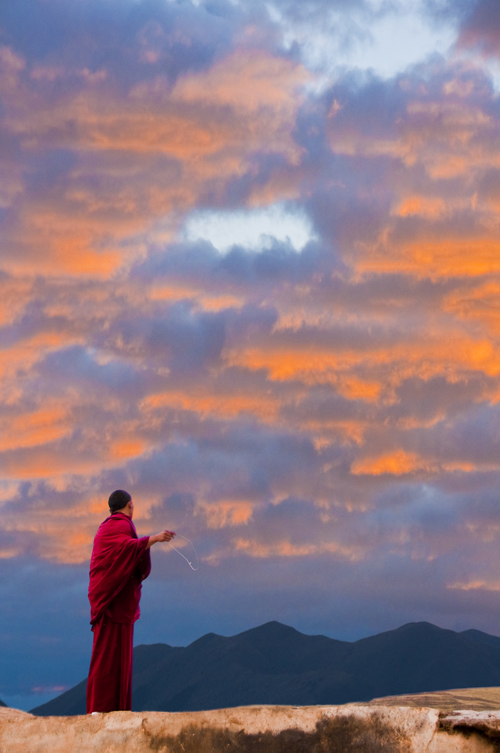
left=2, top=703, right=500, bottom=752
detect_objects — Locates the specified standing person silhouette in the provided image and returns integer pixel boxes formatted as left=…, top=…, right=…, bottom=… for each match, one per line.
left=86, top=490, right=175, bottom=713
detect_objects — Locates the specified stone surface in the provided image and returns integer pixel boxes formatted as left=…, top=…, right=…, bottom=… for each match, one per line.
left=439, top=710, right=500, bottom=738
left=430, top=711, right=500, bottom=753
left=369, top=688, right=500, bottom=712
left=2, top=703, right=500, bottom=752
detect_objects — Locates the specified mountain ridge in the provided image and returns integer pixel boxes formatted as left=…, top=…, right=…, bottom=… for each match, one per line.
left=30, top=620, right=500, bottom=716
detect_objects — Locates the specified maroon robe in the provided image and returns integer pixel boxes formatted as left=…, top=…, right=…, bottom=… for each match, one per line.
left=87, top=512, right=151, bottom=713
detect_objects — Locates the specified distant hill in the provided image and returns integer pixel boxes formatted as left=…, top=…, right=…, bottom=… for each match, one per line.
left=31, top=621, right=500, bottom=716
left=0, top=700, right=6, bottom=708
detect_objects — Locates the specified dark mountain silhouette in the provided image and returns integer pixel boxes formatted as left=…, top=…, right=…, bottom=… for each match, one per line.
left=461, top=629, right=500, bottom=650
left=0, top=699, right=6, bottom=707
left=30, top=621, right=500, bottom=716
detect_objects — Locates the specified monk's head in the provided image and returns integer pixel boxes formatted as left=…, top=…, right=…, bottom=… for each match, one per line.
left=108, top=489, right=133, bottom=518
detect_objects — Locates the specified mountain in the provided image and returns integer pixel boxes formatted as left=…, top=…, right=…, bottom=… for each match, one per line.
left=30, top=621, right=500, bottom=716
left=460, top=629, right=500, bottom=650
left=0, top=700, right=6, bottom=707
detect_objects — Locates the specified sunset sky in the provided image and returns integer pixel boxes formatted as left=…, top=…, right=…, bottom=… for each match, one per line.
left=2, top=0, right=500, bottom=710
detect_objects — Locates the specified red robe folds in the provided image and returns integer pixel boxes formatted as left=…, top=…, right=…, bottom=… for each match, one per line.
left=87, top=512, right=151, bottom=713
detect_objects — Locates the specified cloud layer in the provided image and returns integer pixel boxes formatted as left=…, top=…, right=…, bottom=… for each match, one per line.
left=2, top=0, right=500, bottom=707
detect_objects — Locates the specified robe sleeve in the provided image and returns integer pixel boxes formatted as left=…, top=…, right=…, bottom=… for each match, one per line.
left=88, top=515, right=150, bottom=626
left=136, top=550, right=152, bottom=582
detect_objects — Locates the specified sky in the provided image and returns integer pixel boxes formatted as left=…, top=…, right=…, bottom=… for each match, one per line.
left=2, top=0, right=500, bottom=710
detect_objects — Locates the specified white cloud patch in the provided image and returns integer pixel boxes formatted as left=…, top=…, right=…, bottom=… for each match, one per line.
left=269, top=0, right=457, bottom=80
left=182, top=203, right=316, bottom=253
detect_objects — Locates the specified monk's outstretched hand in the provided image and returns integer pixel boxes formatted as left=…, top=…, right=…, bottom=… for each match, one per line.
left=148, top=530, right=176, bottom=548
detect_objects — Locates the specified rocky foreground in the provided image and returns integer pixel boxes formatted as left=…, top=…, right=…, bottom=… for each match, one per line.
left=369, top=686, right=500, bottom=713
left=2, top=703, right=500, bottom=752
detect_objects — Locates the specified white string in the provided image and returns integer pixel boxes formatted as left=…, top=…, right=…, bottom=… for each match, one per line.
left=166, top=534, right=199, bottom=571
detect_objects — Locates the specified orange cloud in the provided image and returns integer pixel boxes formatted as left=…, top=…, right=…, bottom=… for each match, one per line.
left=2, top=204, right=134, bottom=277
left=1, top=49, right=310, bottom=278
left=330, top=98, right=496, bottom=179
left=444, top=281, right=500, bottom=335
left=225, top=347, right=346, bottom=382
left=89, top=496, right=110, bottom=514
left=232, top=537, right=364, bottom=561
left=394, top=196, right=447, bottom=219
left=351, top=450, right=423, bottom=476
left=0, top=45, right=25, bottom=92
left=226, top=333, right=500, bottom=384
left=173, top=49, right=310, bottom=113
left=109, top=438, right=147, bottom=461
left=352, top=452, right=496, bottom=476
left=201, top=500, right=255, bottom=529
left=0, top=331, right=82, bottom=404
left=0, top=448, right=100, bottom=479
left=150, top=286, right=244, bottom=311
left=52, top=242, right=121, bottom=278
left=448, top=580, right=500, bottom=592
left=0, top=546, right=22, bottom=559
left=5, top=50, right=307, bottom=167
left=0, top=420, right=151, bottom=481
left=246, top=166, right=302, bottom=207
left=17, top=516, right=98, bottom=564
left=196, top=295, right=245, bottom=312
left=141, top=390, right=279, bottom=422
left=0, top=277, right=33, bottom=326
left=0, top=405, right=70, bottom=452
left=358, top=237, right=500, bottom=279
left=149, top=286, right=201, bottom=302
left=335, top=376, right=381, bottom=402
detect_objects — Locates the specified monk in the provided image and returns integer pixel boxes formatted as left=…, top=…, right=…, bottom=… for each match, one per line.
left=86, top=489, right=175, bottom=714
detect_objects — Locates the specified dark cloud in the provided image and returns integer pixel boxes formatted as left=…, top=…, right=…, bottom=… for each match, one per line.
left=458, top=0, right=500, bottom=56
left=0, top=0, right=235, bottom=82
